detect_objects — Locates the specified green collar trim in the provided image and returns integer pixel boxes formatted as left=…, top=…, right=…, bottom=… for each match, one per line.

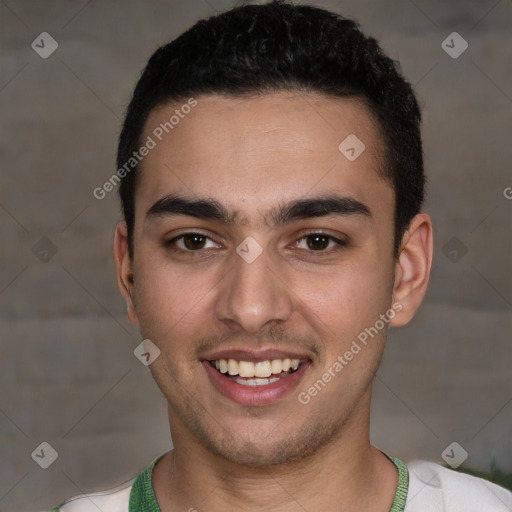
left=388, top=456, right=409, bottom=512
left=128, top=455, right=162, bottom=511
left=128, top=454, right=409, bottom=512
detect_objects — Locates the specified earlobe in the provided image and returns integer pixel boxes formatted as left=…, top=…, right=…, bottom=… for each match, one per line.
left=390, top=213, right=433, bottom=327
left=113, top=222, right=139, bottom=326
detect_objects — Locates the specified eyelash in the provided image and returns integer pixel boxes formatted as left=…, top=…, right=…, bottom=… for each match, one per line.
left=164, top=230, right=347, bottom=255
left=165, top=230, right=220, bottom=252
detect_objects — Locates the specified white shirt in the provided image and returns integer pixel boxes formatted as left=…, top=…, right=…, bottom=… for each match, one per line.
left=48, top=460, right=512, bottom=511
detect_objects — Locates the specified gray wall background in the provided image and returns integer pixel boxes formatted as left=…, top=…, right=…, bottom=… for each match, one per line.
left=1, top=0, right=511, bottom=510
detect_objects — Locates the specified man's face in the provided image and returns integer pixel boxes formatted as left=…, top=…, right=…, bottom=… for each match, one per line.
left=126, top=93, right=397, bottom=466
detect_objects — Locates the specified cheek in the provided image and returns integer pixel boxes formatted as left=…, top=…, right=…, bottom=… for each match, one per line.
left=292, top=265, right=394, bottom=409
left=132, top=253, right=220, bottom=340
left=291, top=260, right=394, bottom=347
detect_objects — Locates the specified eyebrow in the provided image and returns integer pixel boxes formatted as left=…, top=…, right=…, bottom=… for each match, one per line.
left=145, top=194, right=371, bottom=227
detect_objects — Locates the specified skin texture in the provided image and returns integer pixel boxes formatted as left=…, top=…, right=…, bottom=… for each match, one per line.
left=114, top=92, right=433, bottom=511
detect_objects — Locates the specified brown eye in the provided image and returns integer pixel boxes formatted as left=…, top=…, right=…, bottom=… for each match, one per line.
left=295, top=233, right=345, bottom=253
left=305, top=234, right=330, bottom=251
left=166, top=232, right=220, bottom=252
left=182, top=233, right=207, bottom=250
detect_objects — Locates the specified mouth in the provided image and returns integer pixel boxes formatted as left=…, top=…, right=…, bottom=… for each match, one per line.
left=209, top=357, right=302, bottom=386
left=201, top=354, right=311, bottom=406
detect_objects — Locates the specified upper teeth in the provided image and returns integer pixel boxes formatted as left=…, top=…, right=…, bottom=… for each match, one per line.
left=213, top=358, right=300, bottom=378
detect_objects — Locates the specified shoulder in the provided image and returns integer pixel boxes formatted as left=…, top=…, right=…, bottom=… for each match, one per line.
left=42, top=453, right=164, bottom=512
left=405, top=459, right=512, bottom=512
left=44, top=481, right=133, bottom=512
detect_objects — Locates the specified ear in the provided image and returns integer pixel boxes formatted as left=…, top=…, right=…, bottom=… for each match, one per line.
left=113, top=221, right=139, bottom=326
left=390, top=213, right=433, bottom=327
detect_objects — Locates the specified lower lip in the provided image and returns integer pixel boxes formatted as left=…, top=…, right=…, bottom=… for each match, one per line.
left=202, top=360, right=310, bottom=406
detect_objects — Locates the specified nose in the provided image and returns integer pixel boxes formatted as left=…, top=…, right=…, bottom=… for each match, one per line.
left=214, top=243, right=294, bottom=333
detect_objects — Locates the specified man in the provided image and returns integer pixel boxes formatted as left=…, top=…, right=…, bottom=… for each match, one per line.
left=47, top=1, right=512, bottom=510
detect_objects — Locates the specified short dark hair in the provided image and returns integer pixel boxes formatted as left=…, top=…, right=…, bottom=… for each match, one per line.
left=117, top=0, right=424, bottom=258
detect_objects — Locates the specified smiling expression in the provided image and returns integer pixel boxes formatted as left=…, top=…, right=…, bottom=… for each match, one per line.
left=118, top=92, right=401, bottom=466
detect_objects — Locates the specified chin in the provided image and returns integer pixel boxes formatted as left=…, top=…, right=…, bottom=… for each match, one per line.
left=195, top=415, right=347, bottom=468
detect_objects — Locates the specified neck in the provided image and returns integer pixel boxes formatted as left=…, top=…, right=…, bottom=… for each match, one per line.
left=153, top=391, right=398, bottom=512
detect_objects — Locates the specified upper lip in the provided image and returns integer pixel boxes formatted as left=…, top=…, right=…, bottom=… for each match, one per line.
left=201, top=348, right=312, bottom=363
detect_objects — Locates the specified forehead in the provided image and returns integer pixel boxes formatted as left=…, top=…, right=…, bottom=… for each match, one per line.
left=136, top=92, right=391, bottom=222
